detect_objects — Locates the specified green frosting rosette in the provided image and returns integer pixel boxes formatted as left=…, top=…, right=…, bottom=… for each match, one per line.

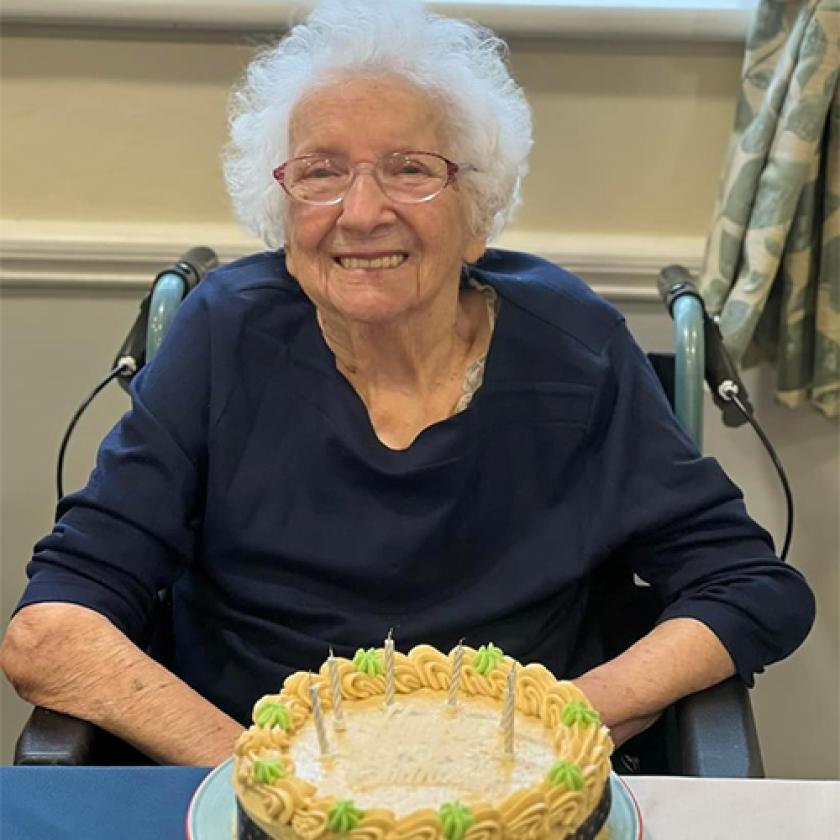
left=352, top=647, right=384, bottom=677
left=253, top=757, right=286, bottom=785
left=439, top=801, right=475, bottom=840
left=547, top=759, right=584, bottom=790
left=327, top=800, right=365, bottom=834
left=254, top=700, right=293, bottom=730
left=472, top=643, right=504, bottom=676
left=561, top=700, right=601, bottom=727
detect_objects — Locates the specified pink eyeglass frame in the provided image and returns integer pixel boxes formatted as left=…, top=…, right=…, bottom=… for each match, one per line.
left=271, top=150, right=470, bottom=205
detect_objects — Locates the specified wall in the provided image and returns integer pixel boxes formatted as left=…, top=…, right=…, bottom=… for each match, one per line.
left=1, top=21, right=837, bottom=776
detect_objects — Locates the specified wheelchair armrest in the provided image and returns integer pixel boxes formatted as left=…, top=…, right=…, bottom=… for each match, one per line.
left=14, top=706, right=97, bottom=766
left=676, top=676, right=765, bottom=778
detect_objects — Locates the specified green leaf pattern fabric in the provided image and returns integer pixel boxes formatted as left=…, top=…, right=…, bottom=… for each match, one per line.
left=700, top=0, right=840, bottom=417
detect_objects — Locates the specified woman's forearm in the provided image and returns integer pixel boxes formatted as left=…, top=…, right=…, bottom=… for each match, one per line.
left=0, top=602, right=243, bottom=766
left=572, top=617, right=736, bottom=746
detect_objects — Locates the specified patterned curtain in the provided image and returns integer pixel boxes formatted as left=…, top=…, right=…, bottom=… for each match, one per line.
left=700, top=0, right=840, bottom=418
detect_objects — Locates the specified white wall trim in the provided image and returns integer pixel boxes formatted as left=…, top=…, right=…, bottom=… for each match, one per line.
left=0, top=219, right=704, bottom=302
left=0, top=0, right=753, bottom=42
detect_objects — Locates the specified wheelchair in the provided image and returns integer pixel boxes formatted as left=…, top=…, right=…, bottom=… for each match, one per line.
left=13, top=261, right=764, bottom=776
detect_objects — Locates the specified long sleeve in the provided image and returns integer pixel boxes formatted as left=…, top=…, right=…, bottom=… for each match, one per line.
left=16, top=279, right=216, bottom=643
left=591, top=321, right=815, bottom=685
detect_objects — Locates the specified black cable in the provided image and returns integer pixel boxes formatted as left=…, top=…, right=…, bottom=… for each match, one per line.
left=725, top=390, right=794, bottom=562
left=56, top=365, right=128, bottom=501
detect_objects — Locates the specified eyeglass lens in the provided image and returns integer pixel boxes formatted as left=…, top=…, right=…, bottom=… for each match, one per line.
left=283, top=152, right=449, bottom=204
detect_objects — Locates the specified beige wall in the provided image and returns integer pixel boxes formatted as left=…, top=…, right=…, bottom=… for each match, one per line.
left=2, top=24, right=837, bottom=777
left=0, top=29, right=740, bottom=233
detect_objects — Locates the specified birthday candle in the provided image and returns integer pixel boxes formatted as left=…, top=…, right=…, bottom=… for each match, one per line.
left=384, top=630, right=395, bottom=706
left=328, top=648, right=346, bottom=731
left=448, top=641, right=464, bottom=707
left=308, top=679, right=330, bottom=756
left=501, top=664, right=516, bottom=755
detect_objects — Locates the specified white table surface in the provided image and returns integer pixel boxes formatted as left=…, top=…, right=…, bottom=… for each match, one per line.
left=622, top=776, right=840, bottom=839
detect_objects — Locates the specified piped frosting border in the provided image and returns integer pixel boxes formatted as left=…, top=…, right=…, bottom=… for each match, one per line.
left=233, top=644, right=614, bottom=840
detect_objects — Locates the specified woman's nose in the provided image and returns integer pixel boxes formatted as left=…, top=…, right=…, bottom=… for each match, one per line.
left=336, top=169, right=395, bottom=233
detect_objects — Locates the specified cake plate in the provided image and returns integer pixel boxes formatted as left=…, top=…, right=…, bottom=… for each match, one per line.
left=186, top=760, right=643, bottom=840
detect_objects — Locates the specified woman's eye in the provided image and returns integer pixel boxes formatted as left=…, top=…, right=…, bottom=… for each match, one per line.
left=395, top=161, right=430, bottom=177
left=299, top=159, right=344, bottom=180
left=303, top=167, right=340, bottom=180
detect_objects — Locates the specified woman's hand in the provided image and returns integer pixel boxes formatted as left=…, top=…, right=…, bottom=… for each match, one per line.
left=571, top=616, right=736, bottom=747
left=604, top=712, right=663, bottom=748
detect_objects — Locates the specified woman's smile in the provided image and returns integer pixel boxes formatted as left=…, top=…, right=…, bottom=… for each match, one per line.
left=333, top=253, right=408, bottom=270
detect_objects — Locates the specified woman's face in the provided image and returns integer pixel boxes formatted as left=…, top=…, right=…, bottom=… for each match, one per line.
left=284, top=77, right=485, bottom=325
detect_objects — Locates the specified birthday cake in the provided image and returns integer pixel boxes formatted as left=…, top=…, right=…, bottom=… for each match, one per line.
left=232, top=643, right=614, bottom=840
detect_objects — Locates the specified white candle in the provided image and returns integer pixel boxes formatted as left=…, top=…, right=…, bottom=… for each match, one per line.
left=448, top=641, right=464, bottom=707
left=501, top=664, right=516, bottom=755
left=328, top=648, right=346, bottom=731
left=308, top=678, right=330, bottom=756
left=384, top=630, right=395, bottom=707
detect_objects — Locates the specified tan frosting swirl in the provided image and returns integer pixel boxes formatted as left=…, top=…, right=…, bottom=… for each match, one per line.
left=312, top=659, right=384, bottom=706
left=499, top=789, right=548, bottom=840
left=462, top=807, right=504, bottom=840
left=401, top=645, right=451, bottom=691
left=459, top=663, right=508, bottom=698
left=240, top=776, right=317, bottom=824
left=393, top=808, right=442, bottom=840
left=280, top=675, right=329, bottom=715
left=541, top=683, right=591, bottom=729
left=543, top=783, right=583, bottom=833
left=347, top=809, right=397, bottom=840
left=393, top=661, right=427, bottom=693
left=235, top=724, right=292, bottom=756
left=291, top=800, right=332, bottom=840
left=555, top=721, right=612, bottom=768
left=255, top=688, right=312, bottom=733
left=515, top=665, right=556, bottom=717
left=337, top=668, right=387, bottom=700
left=236, top=750, right=296, bottom=785
left=232, top=644, right=614, bottom=840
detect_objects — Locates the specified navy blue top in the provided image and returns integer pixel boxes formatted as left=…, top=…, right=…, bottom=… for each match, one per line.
left=17, top=249, right=814, bottom=726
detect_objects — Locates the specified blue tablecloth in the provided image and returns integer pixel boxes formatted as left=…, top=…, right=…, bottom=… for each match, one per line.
left=1, top=766, right=212, bottom=840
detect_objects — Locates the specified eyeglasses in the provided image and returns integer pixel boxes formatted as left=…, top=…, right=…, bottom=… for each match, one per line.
left=272, top=151, right=474, bottom=206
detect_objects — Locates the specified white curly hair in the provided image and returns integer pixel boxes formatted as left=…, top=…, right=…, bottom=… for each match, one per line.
left=223, top=0, right=533, bottom=248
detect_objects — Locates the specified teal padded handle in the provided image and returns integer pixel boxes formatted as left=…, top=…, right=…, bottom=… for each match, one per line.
left=672, top=295, right=706, bottom=449
left=145, top=272, right=187, bottom=363
left=672, top=293, right=705, bottom=449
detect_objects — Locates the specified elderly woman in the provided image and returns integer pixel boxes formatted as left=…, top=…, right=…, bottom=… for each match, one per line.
left=1, top=0, right=814, bottom=767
